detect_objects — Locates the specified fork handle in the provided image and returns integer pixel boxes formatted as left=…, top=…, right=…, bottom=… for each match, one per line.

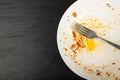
left=98, top=36, right=120, bottom=50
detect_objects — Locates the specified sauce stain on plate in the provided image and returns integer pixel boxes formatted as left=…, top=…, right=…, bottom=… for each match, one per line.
left=86, top=38, right=96, bottom=51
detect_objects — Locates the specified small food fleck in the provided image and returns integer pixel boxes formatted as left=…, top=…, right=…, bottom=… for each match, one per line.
left=72, top=12, right=77, bottom=18
left=72, top=31, right=76, bottom=38
left=84, top=66, right=87, bottom=71
left=64, top=48, right=68, bottom=51
left=72, top=50, right=76, bottom=54
left=74, top=61, right=77, bottom=63
left=106, top=72, right=111, bottom=76
left=64, top=54, right=67, bottom=56
left=114, top=48, right=117, bottom=52
left=115, top=77, right=118, bottom=80
left=96, top=72, right=101, bottom=76
left=78, top=63, right=80, bottom=65
left=88, top=69, right=93, bottom=73
left=112, top=62, right=116, bottom=65
left=103, top=34, right=106, bottom=36
left=96, top=70, right=102, bottom=76
left=70, top=44, right=76, bottom=50
left=106, top=3, right=111, bottom=8
left=118, top=67, right=120, bottom=71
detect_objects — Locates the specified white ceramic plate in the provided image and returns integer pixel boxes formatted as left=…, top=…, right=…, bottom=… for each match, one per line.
left=57, top=0, right=120, bottom=80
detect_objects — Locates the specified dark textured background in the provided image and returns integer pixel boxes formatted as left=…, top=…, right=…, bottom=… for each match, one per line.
left=0, top=0, right=85, bottom=80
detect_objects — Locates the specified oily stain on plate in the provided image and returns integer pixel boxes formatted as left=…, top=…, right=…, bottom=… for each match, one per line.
left=86, top=38, right=96, bottom=51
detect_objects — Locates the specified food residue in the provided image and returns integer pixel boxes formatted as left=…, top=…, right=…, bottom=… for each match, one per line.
left=71, top=30, right=96, bottom=52
left=72, top=12, right=77, bottom=18
left=115, top=77, right=118, bottom=80
left=106, top=3, right=111, bottom=8
left=86, top=38, right=96, bottom=51
left=72, top=50, right=76, bottom=54
left=87, top=69, right=94, bottom=74
left=70, top=44, right=76, bottom=50
left=72, top=31, right=76, bottom=38
left=96, top=72, right=101, bottom=76
left=96, top=70, right=102, bottom=76
left=64, top=48, right=68, bottom=51
left=106, top=3, right=114, bottom=10
left=81, top=18, right=103, bottom=28
left=112, top=62, right=116, bottom=65
left=118, top=67, right=120, bottom=71
left=71, top=31, right=86, bottom=51
left=114, top=48, right=117, bottom=52
left=106, top=72, right=111, bottom=77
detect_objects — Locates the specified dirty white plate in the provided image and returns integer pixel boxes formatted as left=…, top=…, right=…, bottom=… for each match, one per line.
left=57, top=0, right=120, bottom=80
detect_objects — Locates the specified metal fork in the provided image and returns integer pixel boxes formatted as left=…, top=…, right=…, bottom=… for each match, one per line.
left=71, top=21, right=120, bottom=50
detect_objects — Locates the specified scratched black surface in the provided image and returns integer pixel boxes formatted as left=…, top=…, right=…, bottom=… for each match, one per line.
left=0, top=0, right=85, bottom=80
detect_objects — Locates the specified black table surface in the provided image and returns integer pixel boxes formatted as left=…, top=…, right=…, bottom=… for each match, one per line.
left=0, top=0, right=86, bottom=80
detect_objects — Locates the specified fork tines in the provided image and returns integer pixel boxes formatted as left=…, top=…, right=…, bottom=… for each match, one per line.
left=71, top=21, right=83, bottom=32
